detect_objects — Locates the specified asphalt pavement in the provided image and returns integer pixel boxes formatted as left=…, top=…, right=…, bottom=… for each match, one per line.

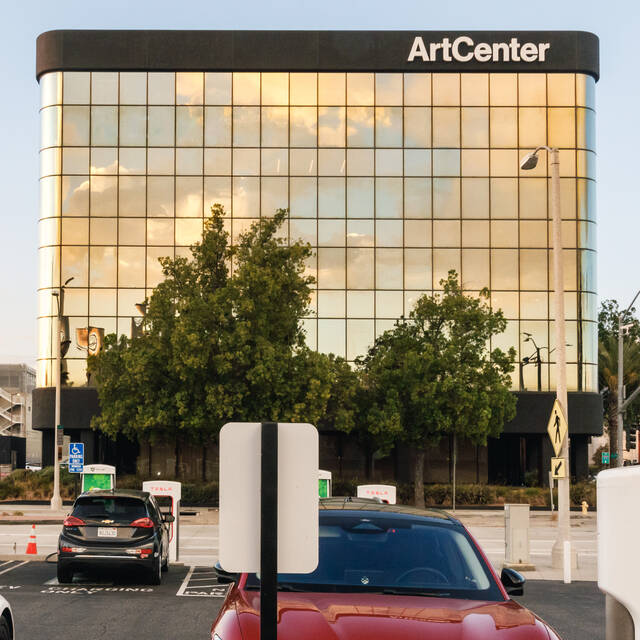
left=0, top=560, right=604, bottom=640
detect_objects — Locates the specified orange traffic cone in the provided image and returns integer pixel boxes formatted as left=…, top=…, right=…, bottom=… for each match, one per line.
left=26, top=524, right=38, bottom=555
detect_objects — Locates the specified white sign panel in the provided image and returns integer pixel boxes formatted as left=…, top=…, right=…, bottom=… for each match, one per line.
left=357, top=484, right=397, bottom=504
left=219, top=422, right=319, bottom=574
left=598, top=467, right=640, bottom=639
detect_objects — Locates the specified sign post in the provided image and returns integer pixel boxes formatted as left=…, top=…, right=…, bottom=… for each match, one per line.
left=68, top=443, right=84, bottom=474
left=261, top=423, right=278, bottom=640
left=219, top=422, right=319, bottom=640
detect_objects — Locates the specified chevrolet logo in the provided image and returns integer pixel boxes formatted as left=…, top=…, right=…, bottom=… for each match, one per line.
left=101, top=520, right=114, bottom=524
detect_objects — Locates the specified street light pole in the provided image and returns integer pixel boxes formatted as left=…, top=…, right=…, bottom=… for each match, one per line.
left=617, top=290, right=640, bottom=468
left=521, top=147, right=573, bottom=572
left=51, top=277, right=73, bottom=511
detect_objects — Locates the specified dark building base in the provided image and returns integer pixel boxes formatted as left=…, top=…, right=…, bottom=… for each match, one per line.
left=32, top=387, right=602, bottom=485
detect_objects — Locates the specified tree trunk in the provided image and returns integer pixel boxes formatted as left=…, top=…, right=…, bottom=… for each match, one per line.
left=202, top=444, right=207, bottom=483
left=413, top=448, right=425, bottom=508
left=174, top=439, right=181, bottom=479
left=452, top=433, right=457, bottom=513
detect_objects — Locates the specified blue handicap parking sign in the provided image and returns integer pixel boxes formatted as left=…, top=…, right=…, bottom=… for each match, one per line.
left=69, top=443, right=84, bottom=473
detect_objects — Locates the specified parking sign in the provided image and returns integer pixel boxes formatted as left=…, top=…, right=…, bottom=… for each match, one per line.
left=68, top=443, right=84, bottom=473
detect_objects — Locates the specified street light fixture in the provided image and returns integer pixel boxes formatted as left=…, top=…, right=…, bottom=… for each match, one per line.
left=520, top=146, right=573, bottom=574
left=51, top=276, right=74, bottom=511
left=617, top=290, right=640, bottom=468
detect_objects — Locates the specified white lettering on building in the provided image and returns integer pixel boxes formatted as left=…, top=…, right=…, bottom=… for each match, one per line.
left=407, top=36, right=551, bottom=63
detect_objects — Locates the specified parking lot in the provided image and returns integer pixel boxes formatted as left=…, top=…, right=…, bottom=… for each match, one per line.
left=0, top=558, right=603, bottom=640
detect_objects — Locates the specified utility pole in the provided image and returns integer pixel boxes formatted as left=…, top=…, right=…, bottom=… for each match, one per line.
left=520, top=147, right=573, bottom=573
left=51, top=276, right=73, bottom=511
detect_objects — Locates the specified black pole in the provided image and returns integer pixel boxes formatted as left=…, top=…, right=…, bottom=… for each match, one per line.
left=536, top=347, right=542, bottom=392
left=261, top=422, right=278, bottom=640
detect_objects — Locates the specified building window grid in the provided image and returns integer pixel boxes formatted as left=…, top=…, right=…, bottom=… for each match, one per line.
left=38, top=71, right=597, bottom=389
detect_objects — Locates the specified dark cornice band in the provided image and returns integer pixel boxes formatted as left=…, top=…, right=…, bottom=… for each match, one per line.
left=36, top=30, right=599, bottom=81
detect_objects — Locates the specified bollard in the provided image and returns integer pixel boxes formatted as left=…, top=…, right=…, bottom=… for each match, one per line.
left=563, top=540, right=571, bottom=584
left=581, top=500, right=589, bottom=514
left=504, top=504, right=535, bottom=571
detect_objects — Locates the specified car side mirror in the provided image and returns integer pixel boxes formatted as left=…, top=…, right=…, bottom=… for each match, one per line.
left=214, top=561, right=238, bottom=584
left=501, top=567, right=525, bottom=596
left=162, top=513, right=175, bottom=523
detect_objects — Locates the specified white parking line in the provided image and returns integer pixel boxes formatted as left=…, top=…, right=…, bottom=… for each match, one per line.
left=176, top=565, right=195, bottom=597
left=0, top=561, right=28, bottom=576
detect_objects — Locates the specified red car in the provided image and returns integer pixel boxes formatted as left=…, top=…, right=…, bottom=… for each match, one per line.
left=211, top=498, right=561, bottom=640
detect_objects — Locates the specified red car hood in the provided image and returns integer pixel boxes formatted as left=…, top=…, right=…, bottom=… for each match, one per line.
left=235, top=591, right=552, bottom=640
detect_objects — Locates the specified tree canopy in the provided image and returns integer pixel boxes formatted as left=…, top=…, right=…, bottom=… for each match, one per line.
left=88, top=206, right=352, bottom=452
left=344, top=272, right=517, bottom=506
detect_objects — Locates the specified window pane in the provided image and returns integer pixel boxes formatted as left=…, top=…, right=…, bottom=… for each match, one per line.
left=319, top=73, right=345, bottom=105
left=176, top=72, right=203, bottom=105
left=347, top=290, right=374, bottom=317
left=491, top=249, right=519, bottom=289
left=262, top=73, right=288, bottom=105
left=119, top=106, right=146, bottom=146
left=375, top=107, right=402, bottom=147
left=318, top=107, right=345, bottom=147
left=433, top=74, right=459, bottom=106
left=376, top=74, right=402, bottom=105
left=119, top=176, right=146, bottom=216
left=63, top=106, right=90, bottom=145
left=90, top=246, right=117, bottom=286
left=376, top=291, right=403, bottom=318
left=433, top=178, right=460, bottom=218
left=90, top=176, right=117, bottom=215
left=291, top=178, right=317, bottom=219
left=318, top=248, right=345, bottom=288
left=347, top=178, right=373, bottom=218
left=90, top=219, right=117, bottom=245
left=462, top=220, right=489, bottom=247
left=347, top=248, right=373, bottom=289
left=121, top=72, right=148, bottom=105
left=176, top=107, right=204, bottom=146
left=376, top=249, right=402, bottom=288
left=233, top=177, right=259, bottom=218
left=490, top=108, right=517, bottom=147
left=461, top=74, right=488, bottom=106
left=404, top=74, right=431, bottom=106
left=318, top=319, right=345, bottom=358
left=119, top=247, right=146, bottom=286
left=491, top=220, right=518, bottom=248
left=376, top=220, right=402, bottom=247
left=205, top=177, right=232, bottom=214
left=119, top=218, right=145, bottom=245
left=91, top=106, right=118, bottom=146
left=461, top=179, right=489, bottom=219
left=147, top=218, right=174, bottom=245
left=290, top=219, right=316, bottom=246
left=520, top=249, right=548, bottom=290
left=63, top=72, right=90, bottom=104
left=520, top=220, right=548, bottom=248
left=404, top=178, right=431, bottom=219
left=518, top=74, right=546, bottom=106
left=61, top=218, right=88, bottom=244
left=433, top=249, right=460, bottom=288
left=491, top=179, right=518, bottom=218
left=491, top=291, right=518, bottom=318
left=148, top=107, right=175, bottom=146
left=205, top=148, right=231, bottom=175
left=347, top=107, right=373, bottom=147
left=376, top=178, right=402, bottom=218
left=143, top=72, right=176, bottom=104
left=434, top=220, right=460, bottom=247
left=433, top=108, right=460, bottom=147
left=233, top=107, right=260, bottom=146
left=205, top=73, right=232, bottom=105
left=462, top=249, right=489, bottom=289
left=347, top=74, right=373, bottom=105
left=176, top=219, right=203, bottom=246
left=489, top=74, right=517, bottom=106
left=347, top=320, right=374, bottom=360
left=233, top=73, right=260, bottom=105
left=290, top=73, right=317, bottom=105
left=347, top=220, right=374, bottom=247
left=404, top=107, right=430, bottom=147
left=176, top=177, right=203, bottom=217
left=147, top=176, right=174, bottom=217
left=290, top=107, right=317, bottom=146
left=261, top=177, right=288, bottom=216
left=319, top=178, right=345, bottom=218
left=404, top=249, right=431, bottom=289
left=262, top=107, right=289, bottom=147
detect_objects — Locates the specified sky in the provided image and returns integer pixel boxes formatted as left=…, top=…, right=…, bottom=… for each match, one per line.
left=1, top=0, right=638, bottom=366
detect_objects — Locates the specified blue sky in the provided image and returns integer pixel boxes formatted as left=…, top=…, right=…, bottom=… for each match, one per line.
left=1, top=0, right=638, bottom=365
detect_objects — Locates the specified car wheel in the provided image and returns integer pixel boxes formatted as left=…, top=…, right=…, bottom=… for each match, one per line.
left=148, top=555, right=162, bottom=585
left=0, top=616, right=11, bottom=640
left=162, top=554, right=169, bottom=572
left=57, top=564, right=73, bottom=584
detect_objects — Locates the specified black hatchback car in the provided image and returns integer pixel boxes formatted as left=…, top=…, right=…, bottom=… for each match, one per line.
left=58, top=489, right=173, bottom=585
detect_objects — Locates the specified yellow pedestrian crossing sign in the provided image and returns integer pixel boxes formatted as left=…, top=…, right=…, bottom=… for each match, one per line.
left=547, top=399, right=568, bottom=457
left=551, top=457, right=567, bottom=479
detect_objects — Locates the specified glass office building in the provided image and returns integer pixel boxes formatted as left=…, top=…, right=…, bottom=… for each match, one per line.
left=34, top=30, right=601, bottom=481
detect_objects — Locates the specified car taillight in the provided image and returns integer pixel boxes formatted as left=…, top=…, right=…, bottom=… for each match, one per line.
left=130, top=517, right=154, bottom=528
left=63, top=516, right=85, bottom=527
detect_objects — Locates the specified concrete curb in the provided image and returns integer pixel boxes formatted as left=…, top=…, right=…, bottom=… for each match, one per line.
left=0, top=554, right=52, bottom=561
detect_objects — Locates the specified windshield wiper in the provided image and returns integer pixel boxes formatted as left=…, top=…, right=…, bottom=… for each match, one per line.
left=380, top=588, right=452, bottom=598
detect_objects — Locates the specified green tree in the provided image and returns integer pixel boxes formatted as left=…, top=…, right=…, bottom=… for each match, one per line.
left=88, top=206, right=353, bottom=475
left=349, top=272, right=516, bottom=507
left=598, top=299, right=640, bottom=463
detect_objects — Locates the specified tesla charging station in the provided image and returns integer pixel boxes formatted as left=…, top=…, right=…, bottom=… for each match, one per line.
left=357, top=484, right=397, bottom=504
left=81, top=464, right=116, bottom=492
left=598, top=466, right=640, bottom=639
left=319, top=470, right=332, bottom=498
left=142, top=480, right=181, bottom=563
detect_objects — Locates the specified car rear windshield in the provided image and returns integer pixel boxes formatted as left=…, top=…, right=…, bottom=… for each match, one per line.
left=72, top=497, right=148, bottom=524
left=247, top=512, right=503, bottom=601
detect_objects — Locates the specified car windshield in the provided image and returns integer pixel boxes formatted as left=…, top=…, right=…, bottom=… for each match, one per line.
left=72, top=497, right=148, bottom=524
left=246, top=511, right=503, bottom=601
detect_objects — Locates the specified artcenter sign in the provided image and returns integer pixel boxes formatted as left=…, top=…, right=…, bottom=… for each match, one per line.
left=408, top=36, right=550, bottom=64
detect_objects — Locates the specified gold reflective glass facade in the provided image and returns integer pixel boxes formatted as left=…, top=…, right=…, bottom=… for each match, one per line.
left=38, top=70, right=597, bottom=391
